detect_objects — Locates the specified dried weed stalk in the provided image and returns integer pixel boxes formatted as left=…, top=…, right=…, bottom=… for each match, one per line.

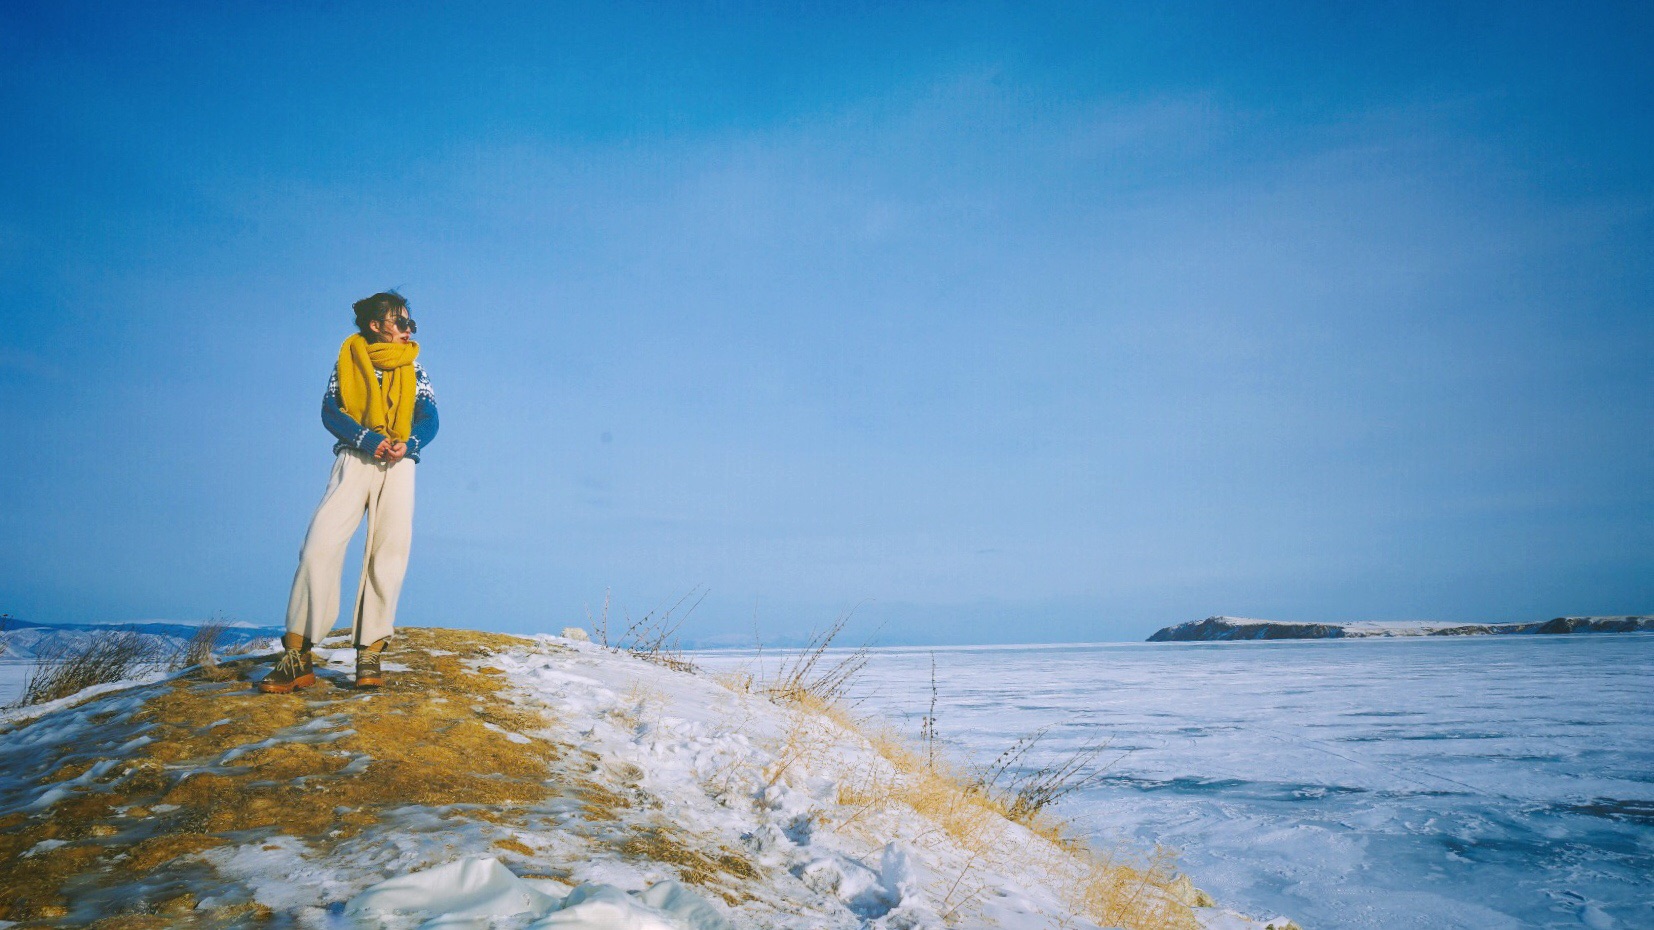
left=613, top=587, right=705, bottom=673
left=587, top=588, right=613, bottom=648
left=172, top=618, right=229, bottom=672
left=14, top=631, right=166, bottom=708
left=919, top=652, right=939, bottom=770
left=765, top=610, right=872, bottom=706
left=973, top=727, right=1121, bottom=823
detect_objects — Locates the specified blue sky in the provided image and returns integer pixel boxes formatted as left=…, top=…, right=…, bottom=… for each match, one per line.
left=1, top=2, right=1650, bottom=644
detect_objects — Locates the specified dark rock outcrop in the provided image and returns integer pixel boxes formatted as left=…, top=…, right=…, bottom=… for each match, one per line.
left=1148, top=617, right=1345, bottom=642
left=1533, top=616, right=1654, bottom=635
left=1148, top=615, right=1654, bottom=642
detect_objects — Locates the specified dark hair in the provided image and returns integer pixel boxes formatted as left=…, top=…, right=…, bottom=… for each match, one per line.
left=353, top=291, right=409, bottom=336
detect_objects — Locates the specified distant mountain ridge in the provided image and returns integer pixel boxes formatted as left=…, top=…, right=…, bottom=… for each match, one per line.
left=0, top=615, right=282, bottom=659
left=1147, top=615, right=1654, bottom=642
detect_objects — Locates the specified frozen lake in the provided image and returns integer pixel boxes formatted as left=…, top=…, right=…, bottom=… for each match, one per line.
left=698, top=634, right=1654, bottom=930
left=0, top=658, right=32, bottom=707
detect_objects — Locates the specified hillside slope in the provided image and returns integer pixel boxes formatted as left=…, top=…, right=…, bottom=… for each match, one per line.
left=0, top=628, right=1292, bottom=930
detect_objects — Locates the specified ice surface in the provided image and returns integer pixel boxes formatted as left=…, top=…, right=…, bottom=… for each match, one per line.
left=0, top=659, right=28, bottom=707
left=700, top=634, right=1654, bottom=929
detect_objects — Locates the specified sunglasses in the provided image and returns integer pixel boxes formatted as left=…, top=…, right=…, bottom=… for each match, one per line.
left=383, top=314, right=417, bottom=334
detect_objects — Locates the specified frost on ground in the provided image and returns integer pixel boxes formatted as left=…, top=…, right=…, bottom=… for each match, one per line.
left=0, top=628, right=1288, bottom=930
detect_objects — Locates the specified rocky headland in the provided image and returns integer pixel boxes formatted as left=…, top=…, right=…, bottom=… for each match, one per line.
left=1147, top=615, right=1654, bottom=642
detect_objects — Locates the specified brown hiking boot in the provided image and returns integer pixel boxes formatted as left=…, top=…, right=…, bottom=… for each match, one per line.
left=355, top=648, right=385, bottom=689
left=257, top=647, right=315, bottom=693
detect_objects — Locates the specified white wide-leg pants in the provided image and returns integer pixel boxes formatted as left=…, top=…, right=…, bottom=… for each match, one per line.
left=284, top=449, right=416, bottom=647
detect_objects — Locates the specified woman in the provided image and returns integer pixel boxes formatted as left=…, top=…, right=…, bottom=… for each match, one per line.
left=260, top=291, right=439, bottom=693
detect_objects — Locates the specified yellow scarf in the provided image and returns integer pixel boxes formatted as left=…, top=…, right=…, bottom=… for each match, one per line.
left=336, top=334, right=420, bottom=442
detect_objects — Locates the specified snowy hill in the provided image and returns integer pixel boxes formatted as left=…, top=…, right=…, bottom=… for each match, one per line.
left=0, top=627, right=1293, bottom=929
left=1147, top=615, right=1654, bottom=642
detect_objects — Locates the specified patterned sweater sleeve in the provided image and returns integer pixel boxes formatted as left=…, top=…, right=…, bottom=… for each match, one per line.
left=407, top=364, right=439, bottom=460
left=321, top=368, right=388, bottom=455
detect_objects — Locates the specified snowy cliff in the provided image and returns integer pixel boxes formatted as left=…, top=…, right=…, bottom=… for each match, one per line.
left=1147, top=615, right=1654, bottom=642
left=0, top=627, right=1293, bottom=930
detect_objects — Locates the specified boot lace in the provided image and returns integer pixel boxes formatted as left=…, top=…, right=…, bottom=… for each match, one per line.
left=273, top=647, right=306, bottom=678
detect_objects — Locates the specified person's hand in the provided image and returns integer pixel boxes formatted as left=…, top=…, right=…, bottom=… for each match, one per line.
left=386, top=441, right=408, bottom=463
left=374, top=439, right=393, bottom=459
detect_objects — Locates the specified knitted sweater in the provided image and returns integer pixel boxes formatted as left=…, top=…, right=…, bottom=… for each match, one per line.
left=322, top=362, right=439, bottom=462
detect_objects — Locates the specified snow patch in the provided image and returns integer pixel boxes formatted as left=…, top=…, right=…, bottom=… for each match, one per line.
left=348, top=857, right=733, bottom=930
left=349, top=856, right=558, bottom=921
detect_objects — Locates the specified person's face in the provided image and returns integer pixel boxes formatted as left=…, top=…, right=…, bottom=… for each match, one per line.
left=369, top=309, right=416, bottom=344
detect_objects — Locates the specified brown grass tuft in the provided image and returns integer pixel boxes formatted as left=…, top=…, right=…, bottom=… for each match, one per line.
left=973, top=727, right=1120, bottom=823
left=493, top=837, right=537, bottom=857
left=572, top=779, right=633, bottom=821
left=1071, top=847, right=1202, bottom=930
left=764, top=611, right=871, bottom=706
left=619, top=825, right=758, bottom=904
left=0, top=837, right=103, bottom=920
left=127, top=833, right=223, bottom=871
left=15, top=631, right=166, bottom=708
left=172, top=619, right=229, bottom=672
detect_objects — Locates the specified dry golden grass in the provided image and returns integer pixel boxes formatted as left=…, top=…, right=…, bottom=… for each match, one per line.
left=44, top=759, right=97, bottom=784
left=743, top=659, right=1201, bottom=930
left=619, top=825, right=758, bottom=905
left=760, top=699, right=847, bottom=791
left=127, top=833, right=223, bottom=871
left=571, top=778, right=633, bottom=821
left=493, top=836, right=538, bottom=857
left=0, top=837, right=102, bottom=920
left=131, top=632, right=564, bottom=840
left=0, top=627, right=590, bottom=923
left=1068, top=847, right=1202, bottom=930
